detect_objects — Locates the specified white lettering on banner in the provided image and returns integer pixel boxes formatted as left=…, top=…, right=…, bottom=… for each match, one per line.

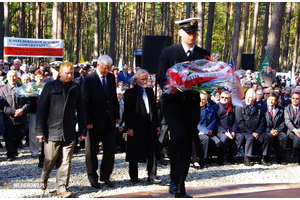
left=4, top=37, right=64, bottom=49
left=186, top=66, right=231, bottom=81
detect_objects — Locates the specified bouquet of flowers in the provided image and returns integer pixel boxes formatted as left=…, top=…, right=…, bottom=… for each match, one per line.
left=14, top=82, right=45, bottom=98
left=164, top=53, right=243, bottom=106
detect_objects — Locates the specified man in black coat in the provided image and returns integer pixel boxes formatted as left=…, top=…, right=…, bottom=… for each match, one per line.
left=157, top=17, right=210, bottom=198
left=36, top=62, right=87, bottom=198
left=261, top=92, right=287, bottom=165
left=123, top=69, right=161, bottom=184
left=82, top=55, right=120, bottom=188
left=0, top=70, right=30, bottom=161
left=236, top=89, right=273, bottom=166
left=212, top=91, right=244, bottom=164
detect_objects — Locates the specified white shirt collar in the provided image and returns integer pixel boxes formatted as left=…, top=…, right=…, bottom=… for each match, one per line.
left=96, top=68, right=105, bottom=78
left=292, top=105, right=299, bottom=110
left=181, top=42, right=195, bottom=54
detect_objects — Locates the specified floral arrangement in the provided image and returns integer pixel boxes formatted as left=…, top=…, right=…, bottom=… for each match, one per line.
left=164, top=53, right=243, bottom=106
left=13, top=82, right=45, bottom=98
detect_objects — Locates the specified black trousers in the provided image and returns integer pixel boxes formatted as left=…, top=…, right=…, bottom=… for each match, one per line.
left=217, top=132, right=245, bottom=157
left=242, top=132, right=274, bottom=157
left=164, top=113, right=196, bottom=196
left=4, top=123, right=26, bottom=158
left=85, top=126, right=116, bottom=183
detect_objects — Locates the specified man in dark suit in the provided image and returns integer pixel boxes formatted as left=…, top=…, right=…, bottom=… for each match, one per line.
left=123, top=69, right=162, bottom=184
left=117, top=65, right=131, bottom=84
left=157, top=17, right=210, bottom=198
left=213, top=91, right=245, bottom=164
left=0, top=70, right=30, bottom=161
left=82, top=55, right=120, bottom=188
left=236, top=89, right=273, bottom=166
left=262, top=92, right=287, bottom=165
left=73, top=62, right=91, bottom=153
left=284, top=89, right=300, bottom=165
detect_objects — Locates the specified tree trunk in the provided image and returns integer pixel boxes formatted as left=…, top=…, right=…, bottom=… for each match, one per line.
left=260, top=3, right=270, bottom=67
left=251, top=2, right=259, bottom=55
left=52, top=2, right=58, bottom=39
left=36, top=2, right=42, bottom=38
left=109, top=2, right=116, bottom=63
left=222, top=2, right=230, bottom=62
left=205, top=2, right=215, bottom=53
left=237, top=2, right=249, bottom=69
left=93, top=2, right=99, bottom=59
left=197, top=2, right=204, bottom=48
left=57, top=3, right=64, bottom=40
left=68, top=2, right=75, bottom=62
left=151, top=2, right=155, bottom=35
left=283, top=2, right=292, bottom=72
left=163, top=2, right=170, bottom=36
left=186, top=2, right=191, bottom=18
left=267, top=2, right=286, bottom=71
left=76, top=2, right=82, bottom=64
left=0, top=2, right=3, bottom=59
left=293, top=4, right=300, bottom=69
left=19, top=2, right=25, bottom=38
left=231, top=2, right=242, bottom=69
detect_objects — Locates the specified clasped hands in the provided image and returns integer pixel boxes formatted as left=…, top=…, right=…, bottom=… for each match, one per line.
left=14, top=109, right=23, bottom=117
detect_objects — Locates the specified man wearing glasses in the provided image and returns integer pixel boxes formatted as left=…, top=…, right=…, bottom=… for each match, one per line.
left=213, top=91, right=245, bottom=164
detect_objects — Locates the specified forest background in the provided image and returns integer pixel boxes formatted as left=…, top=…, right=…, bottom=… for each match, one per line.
left=0, top=2, right=300, bottom=73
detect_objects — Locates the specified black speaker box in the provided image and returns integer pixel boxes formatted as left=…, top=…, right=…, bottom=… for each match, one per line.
left=142, top=35, right=172, bottom=74
left=242, top=54, right=255, bottom=71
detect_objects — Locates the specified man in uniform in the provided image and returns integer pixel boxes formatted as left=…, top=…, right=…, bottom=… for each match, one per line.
left=157, top=17, right=210, bottom=198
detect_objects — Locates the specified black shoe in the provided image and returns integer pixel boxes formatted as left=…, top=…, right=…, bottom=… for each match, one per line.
left=147, top=177, right=162, bottom=184
left=204, top=158, right=211, bottom=164
left=131, top=179, right=140, bottom=184
left=91, top=182, right=101, bottom=188
left=103, top=179, right=114, bottom=187
left=7, top=157, right=14, bottom=162
left=217, top=159, right=224, bottom=166
left=244, top=157, right=254, bottom=166
left=227, top=155, right=237, bottom=164
left=277, top=157, right=287, bottom=165
left=175, top=194, right=193, bottom=198
left=261, top=158, right=271, bottom=166
left=169, top=182, right=178, bottom=194
left=38, top=161, right=44, bottom=168
left=199, top=159, right=207, bottom=169
left=39, top=181, right=47, bottom=190
left=73, top=148, right=78, bottom=154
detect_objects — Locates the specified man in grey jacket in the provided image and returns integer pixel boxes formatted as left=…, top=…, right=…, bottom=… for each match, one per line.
left=36, top=62, right=87, bottom=198
left=0, top=70, right=30, bottom=161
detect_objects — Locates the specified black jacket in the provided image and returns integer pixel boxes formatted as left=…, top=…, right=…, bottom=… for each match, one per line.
left=0, top=83, right=30, bottom=125
left=157, top=42, right=210, bottom=127
left=36, top=78, right=87, bottom=142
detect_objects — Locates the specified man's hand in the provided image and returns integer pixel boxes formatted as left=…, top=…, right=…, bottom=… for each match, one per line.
left=251, top=132, right=259, bottom=140
left=78, top=136, right=86, bottom=141
left=170, top=87, right=179, bottom=95
left=36, top=135, right=45, bottom=142
left=14, top=109, right=23, bottom=117
left=156, top=127, right=160, bottom=134
left=198, top=132, right=205, bottom=136
left=207, top=130, right=213, bottom=136
left=87, top=124, right=93, bottom=129
left=115, top=119, right=121, bottom=124
left=118, top=126, right=124, bottom=133
left=127, top=128, right=134, bottom=136
left=294, top=129, right=300, bottom=138
left=270, top=129, right=278, bottom=137
left=225, top=131, right=233, bottom=139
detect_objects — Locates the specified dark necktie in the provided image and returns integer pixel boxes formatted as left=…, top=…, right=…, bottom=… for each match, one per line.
left=187, top=50, right=192, bottom=61
left=295, top=108, right=298, bottom=117
left=102, top=76, right=107, bottom=93
left=63, top=84, right=68, bottom=96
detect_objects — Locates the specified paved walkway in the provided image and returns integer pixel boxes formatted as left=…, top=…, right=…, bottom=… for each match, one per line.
left=105, top=183, right=300, bottom=198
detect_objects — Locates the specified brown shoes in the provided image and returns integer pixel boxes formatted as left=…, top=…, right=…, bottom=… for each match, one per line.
left=57, top=191, right=72, bottom=198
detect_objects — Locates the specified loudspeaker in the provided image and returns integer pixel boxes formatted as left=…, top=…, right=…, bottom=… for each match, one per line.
left=242, top=54, right=255, bottom=71
left=142, top=35, right=172, bottom=74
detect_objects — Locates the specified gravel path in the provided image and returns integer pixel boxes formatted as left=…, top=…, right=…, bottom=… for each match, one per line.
left=1, top=142, right=300, bottom=198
